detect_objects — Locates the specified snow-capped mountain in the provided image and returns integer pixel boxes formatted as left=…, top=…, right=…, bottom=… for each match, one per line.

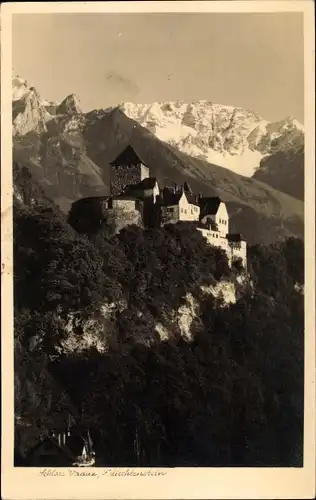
left=12, top=76, right=304, bottom=179
left=11, top=75, right=304, bottom=243
left=120, top=101, right=304, bottom=177
left=56, top=93, right=82, bottom=116
left=12, top=76, right=83, bottom=135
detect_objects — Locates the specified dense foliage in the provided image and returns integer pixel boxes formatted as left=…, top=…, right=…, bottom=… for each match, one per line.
left=14, top=195, right=304, bottom=467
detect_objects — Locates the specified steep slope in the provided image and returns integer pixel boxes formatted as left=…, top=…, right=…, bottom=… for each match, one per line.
left=56, top=94, right=82, bottom=116
left=120, top=101, right=304, bottom=178
left=253, top=144, right=304, bottom=201
left=12, top=76, right=52, bottom=136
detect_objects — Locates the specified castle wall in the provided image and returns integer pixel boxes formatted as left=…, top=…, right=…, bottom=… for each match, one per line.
left=197, top=228, right=229, bottom=251
left=229, top=240, right=247, bottom=268
left=197, top=227, right=247, bottom=269
left=102, top=206, right=143, bottom=235
left=128, top=184, right=160, bottom=204
left=161, top=204, right=180, bottom=224
left=68, top=197, right=111, bottom=233
left=161, top=192, right=200, bottom=224
left=111, top=198, right=138, bottom=210
left=201, top=203, right=229, bottom=237
left=110, top=163, right=149, bottom=195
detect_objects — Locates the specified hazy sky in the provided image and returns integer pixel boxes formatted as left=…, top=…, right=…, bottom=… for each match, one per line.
left=12, top=12, right=304, bottom=122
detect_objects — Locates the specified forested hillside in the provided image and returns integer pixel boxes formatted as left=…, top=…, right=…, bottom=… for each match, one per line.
left=14, top=165, right=304, bottom=466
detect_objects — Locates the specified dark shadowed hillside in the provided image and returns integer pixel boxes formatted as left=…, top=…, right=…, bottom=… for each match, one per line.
left=253, top=144, right=304, bottom=201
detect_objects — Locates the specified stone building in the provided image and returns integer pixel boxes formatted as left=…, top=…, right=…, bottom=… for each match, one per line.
left=160, top=184, right=200, bottom=224
left=68, top=143, right=247, bottom=267
left=125, top=177, right=160, bottom=205
left=68, top=194, right=143, bottom=235
left=110, top=144, right=149, bottom=195
left=197, top=197, right=247, bottom=268
left=199, top=196, right=229, bottom=237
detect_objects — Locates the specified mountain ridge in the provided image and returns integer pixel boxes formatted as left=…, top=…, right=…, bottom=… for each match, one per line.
left=12, top=76, right=304, bottom=244
left=119, top=100, right=304, bottom=178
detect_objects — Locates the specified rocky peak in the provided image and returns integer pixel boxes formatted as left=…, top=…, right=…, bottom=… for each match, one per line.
left=119, top=101, right=304, bottom=177
left=57, top=94, right=82, bottom=116
left=12, top=75, right=51, bottom=136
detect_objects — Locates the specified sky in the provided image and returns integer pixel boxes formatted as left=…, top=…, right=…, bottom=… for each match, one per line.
left=12, top=12, right=304, bottom=122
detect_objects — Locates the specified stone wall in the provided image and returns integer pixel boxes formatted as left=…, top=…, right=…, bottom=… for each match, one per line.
left=68, top=196, right=143, bottom=235
left=102, top=206, right=143, bottom=234
left=161, top=205, right=180, bottom=224
left=197, top=227, right=229, bottom=251
left=229, top=241, right=247, bottom=268
left=68, top=196, right=110, bottom=234
left=197, top=227, right=247, bottom=268
left=110, top=163, right=149, bottom=195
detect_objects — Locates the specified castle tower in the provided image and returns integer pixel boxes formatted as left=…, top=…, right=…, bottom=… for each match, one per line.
left=110, top=144, right=149, bottom=195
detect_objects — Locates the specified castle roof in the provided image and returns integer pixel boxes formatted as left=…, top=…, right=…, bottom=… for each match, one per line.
left=110, top=144, right=149, bottom=168
left=71, top=196, right=111, bottom=206
left=183, top=181, right=193, bottom=193
left=127, top=177, right=159, bottom=190
left=161, top=190, right=182, bottom=206
left=185, top=191, right=200, bottom=206
left=199, top=196, right=222, bottom=216
left=161, top=189, right=199, bottom=207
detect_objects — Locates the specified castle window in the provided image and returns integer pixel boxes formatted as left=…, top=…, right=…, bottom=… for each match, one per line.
left=184, top=209, right=187, bottom=214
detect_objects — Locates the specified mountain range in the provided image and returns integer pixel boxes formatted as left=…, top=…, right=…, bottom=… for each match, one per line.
left=12, top=75, right=304, bottom=244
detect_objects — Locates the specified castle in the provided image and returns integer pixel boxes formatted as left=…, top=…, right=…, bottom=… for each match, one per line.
left=70, top=144, right=247, bottom=268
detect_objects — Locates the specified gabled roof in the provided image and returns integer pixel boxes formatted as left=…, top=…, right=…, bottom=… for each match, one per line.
left=185, top=191, right=199, bottom=206
left=199, top=196, right=222, bottom=216
left=161, top=189, right=199, bottom=207
left=183, top=181, right=193, bottom=193
left=110, top=144, right=148, bottom=168
left=161, top=190, right=183, bottom=206
left=72, top=196, right=111, bottom=207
